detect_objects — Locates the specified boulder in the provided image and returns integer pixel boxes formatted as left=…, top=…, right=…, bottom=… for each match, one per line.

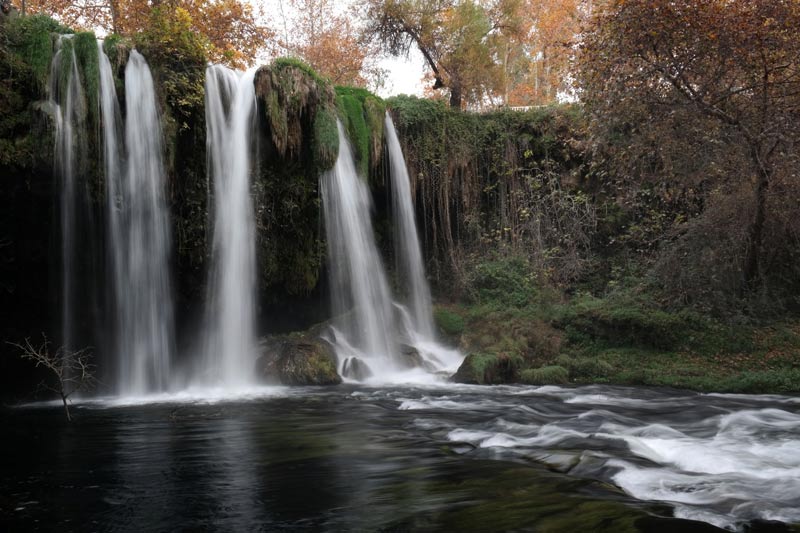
left=257, top=336, right=341, bottom=386
left=341, top=357, right=372, bottom=381
left=452, top=353, right=521, bottom=385
left=397, top=344, right=424, bottom=369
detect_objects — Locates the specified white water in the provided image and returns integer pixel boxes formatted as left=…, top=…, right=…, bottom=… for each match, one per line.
left=49, top=36, right=84, bottom=353
left=321, top=121, right=398, bottom=374
left=97, top=40, right=124, bottom=387
left=108, top=50, right=175, bottom=395
left=384, top=114, right=434, bottom=339
left=389, top=384, right=800, bottom=530
left=321, top=121, right=463, bottom=382
left=202, top=65, right=258, bottom=387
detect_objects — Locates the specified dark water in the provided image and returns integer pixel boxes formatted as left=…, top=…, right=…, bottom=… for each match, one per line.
left=2, top=384, right=798, bottom=532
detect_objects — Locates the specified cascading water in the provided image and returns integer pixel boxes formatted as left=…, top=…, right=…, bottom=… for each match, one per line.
left=105, top=50, right=175, bottom=395
left=202, top=65, right=258, bottom=387
left=321, top=121, right=398, bottom=375
left=49, top=36, right=85, bottom=354
left=97, top=40, right=124, bottom=385
left=384, top=114, right=434, bottom=340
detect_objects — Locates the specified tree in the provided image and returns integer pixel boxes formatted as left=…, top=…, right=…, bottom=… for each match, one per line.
left=11, top=0, right=270, bottom=68
left=9, top=336, right=97, bottom=421
left=364, top=0, right=502, bottom=108
left=270, top=0, right=382, bottom=87
left=578, top=0, right=800, bottom=289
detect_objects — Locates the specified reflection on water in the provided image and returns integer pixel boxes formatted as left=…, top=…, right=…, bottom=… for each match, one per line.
left=2, top=384, right=798, bottom=532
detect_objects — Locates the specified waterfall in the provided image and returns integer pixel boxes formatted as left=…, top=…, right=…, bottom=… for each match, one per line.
left=384, top=114, right=435, bottom=340
left=49, top=36, right=86, bottom=353
left=202, top=65, right=258, bottom=387
left=97, top=40, right=123, bottom=386
left=321, top=121, right=398, bottom=373
left=105, top=50, right=175, bottom=395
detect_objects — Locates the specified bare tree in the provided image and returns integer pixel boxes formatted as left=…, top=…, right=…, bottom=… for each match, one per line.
left=8, top=335, right=97, bottom=421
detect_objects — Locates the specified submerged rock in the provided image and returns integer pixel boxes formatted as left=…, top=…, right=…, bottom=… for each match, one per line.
left=257, top=335, right=341, bottom=386
left=341, top=357, right=372, bottom=381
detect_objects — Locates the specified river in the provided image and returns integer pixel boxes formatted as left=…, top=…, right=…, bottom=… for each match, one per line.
left=2, top=384, right=798, bottom=532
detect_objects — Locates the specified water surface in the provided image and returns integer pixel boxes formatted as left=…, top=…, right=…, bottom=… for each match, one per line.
left=2, top=384, right=798, bottom=532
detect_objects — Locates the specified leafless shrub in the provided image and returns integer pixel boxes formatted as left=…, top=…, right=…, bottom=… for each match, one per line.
left=8, top=335, right=97, bottom=421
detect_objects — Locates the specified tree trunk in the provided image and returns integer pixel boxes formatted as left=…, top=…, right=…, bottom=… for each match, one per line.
left=61, top=393, right=71, bottom=421
left=449, top=84, right=462, bottom=109
left=743, top=162, right=770, bottom=290
left=109, top=0, right=120, bottom=34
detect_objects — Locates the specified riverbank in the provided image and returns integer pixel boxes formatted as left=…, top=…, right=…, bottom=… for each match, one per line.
left=437, top=259, right=800, bottom=394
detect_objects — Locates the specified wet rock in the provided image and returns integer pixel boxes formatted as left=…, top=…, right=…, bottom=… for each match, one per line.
left=257, top=336, right=341, bottom=386
left=398, top=344, right=424, bottom=369
left=452, top=353, right=520, bottom=385
left=341, top=357, right=372, bottom=381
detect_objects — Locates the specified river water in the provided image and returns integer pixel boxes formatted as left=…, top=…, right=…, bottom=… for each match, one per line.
left=2, top=384, right=798, bottom=532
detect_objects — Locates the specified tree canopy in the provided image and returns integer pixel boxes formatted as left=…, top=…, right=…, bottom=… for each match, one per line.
left=13, top=0, right=271, bottom=68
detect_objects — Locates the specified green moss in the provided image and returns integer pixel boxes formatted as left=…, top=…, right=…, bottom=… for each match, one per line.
left=519, top=365, right=570, bottom=385
left=335, top=86, right=385, bottom=179
left=5, top=14, right=71, bottom=89
left=453, top=352, right=522, bottom=384
left=73, top=32, right=99, bottom=124
left=272, top=56, right=329, bottom=86
left=313, top=105, right=339, bottom=170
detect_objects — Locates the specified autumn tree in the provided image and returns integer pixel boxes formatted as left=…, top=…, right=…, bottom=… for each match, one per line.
left=578, top=0, right=800, bottom=290
left=502, top=0, right=583, bottom=106
left=12, top=0, right=270, bottom=68
left=270, top=0, right=381, bottom=87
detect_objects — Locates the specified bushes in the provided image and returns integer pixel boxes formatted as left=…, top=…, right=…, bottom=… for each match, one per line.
left=519, top=365, right=569, bottom=385
left=434, top=307, right=465, bottom=336
left=465, top=256, right=537, bottom=308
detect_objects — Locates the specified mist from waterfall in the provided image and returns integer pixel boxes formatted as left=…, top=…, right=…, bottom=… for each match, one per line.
left=202, top=65, right=258, bottom=387
left=102, top=50, right=176, bottom=395
left=384, top=114, right=435, bottom=340
left=321, top=121, right=398, bottom=374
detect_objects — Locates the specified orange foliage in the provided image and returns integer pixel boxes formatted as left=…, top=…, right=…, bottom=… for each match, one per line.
left=13, top=0, right=271, bottom=68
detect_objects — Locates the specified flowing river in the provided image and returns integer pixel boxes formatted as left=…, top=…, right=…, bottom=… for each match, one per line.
left=2, top=384, right=798, bottom=532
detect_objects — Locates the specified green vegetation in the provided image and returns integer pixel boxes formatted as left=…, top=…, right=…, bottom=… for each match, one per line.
left=450, top=256, right=800, bottom=394
left=72, top=32, right=99, bottom=124
left=4, top=14, right=70, bottom=89
left=433, top=307, right=465, bottom=336
left=335, top=86, right=385, bottom=178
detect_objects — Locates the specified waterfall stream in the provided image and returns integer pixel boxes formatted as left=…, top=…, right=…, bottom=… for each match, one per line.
left=321, top=121, right=398, bottom=375
left=202, top=65, right=258, bottom=387
left=49, top=36, right=85, bottom=354
left=105, top=50, right=176, bottom=395
left=385, top=114, right=435, bottom=340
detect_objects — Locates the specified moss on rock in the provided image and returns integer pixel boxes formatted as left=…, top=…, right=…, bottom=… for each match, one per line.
left=257, top=335, right=341, bottom=386
left=452, top=352, right=522, bottom=384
